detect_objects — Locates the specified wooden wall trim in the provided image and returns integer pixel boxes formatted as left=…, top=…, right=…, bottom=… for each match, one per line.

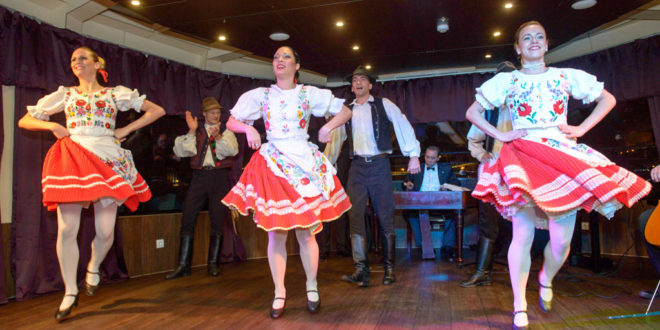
left=117, top=211, right=298, bottom=277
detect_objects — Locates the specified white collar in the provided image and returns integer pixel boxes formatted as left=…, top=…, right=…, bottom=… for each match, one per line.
left=270, top=83, right=302, bottom=93
left=350, top=94, right=374, bottom=106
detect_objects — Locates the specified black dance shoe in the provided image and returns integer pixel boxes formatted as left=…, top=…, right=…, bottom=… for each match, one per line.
left=306, top=290, right=321, bottom=313
left=85, top=270, right=101, bottom=296
left=537, top=279, right=553, bottom=312
left=269, top=297, right=286, bottom=319
left=54, top=293, right=79, bottom=321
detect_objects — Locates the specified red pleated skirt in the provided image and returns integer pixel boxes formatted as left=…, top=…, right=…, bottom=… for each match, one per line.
left=473, top=138, right=650, bottom=222
left=222, top=152, right=351, bottom=234
left=41, top=137, right=151, bottom=212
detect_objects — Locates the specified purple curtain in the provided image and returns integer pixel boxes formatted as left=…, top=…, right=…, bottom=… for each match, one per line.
left=0, top=89, right=7, bottom=304
left=331, top=75, right=488, bottom=124
left=556, top=36, right=660, bottom=101
left=0, top=7, right=272, bottom=116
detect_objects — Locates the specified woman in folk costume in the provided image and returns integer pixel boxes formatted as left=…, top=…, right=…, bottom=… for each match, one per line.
left=222, top=46, right=351, bottom=318
left=465, top=21, right=650, bottom=329
left=18, top=46, right=165, bottom=320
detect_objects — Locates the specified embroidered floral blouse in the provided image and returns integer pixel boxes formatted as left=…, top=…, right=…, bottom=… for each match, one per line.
left=27, top=85, right=146, bottom=186
left=231, top=84, right=345, bottom=199
left=476, top=67, right=604, bottom=130
left=27, top=85, right=146, bottom=136
left=475, top=68, right=612, bottom=167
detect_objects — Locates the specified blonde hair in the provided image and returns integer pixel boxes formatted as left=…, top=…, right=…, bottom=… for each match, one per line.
left=77, top=46, right=106, bottom=69
left=76, top=46, right=107, bottom=83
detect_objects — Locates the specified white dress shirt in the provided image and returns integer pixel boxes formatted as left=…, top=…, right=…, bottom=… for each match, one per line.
left=173, top=123, right=239, bottom=166
left=349, top=95, right=420, bottom=158
left=420, top=164, right=441, bottom=191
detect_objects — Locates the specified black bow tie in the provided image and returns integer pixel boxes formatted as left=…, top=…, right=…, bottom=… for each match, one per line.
left=427, top=167, right=435, bottom=171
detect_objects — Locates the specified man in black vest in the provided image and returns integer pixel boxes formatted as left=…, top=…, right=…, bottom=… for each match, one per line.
left=166, top=97, right=239, bottom=279
left=341, top=66, right=421, bottom=287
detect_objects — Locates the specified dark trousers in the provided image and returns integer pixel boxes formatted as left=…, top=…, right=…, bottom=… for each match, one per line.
left=180, top=168, right=231, bottom=236
left=478, top=200, right=501, bottom=240
left=317, top=147, right=351, bottom=254
left=639, top=207, right=660, bottom=275
left=347, top=157, right=394, bottom=237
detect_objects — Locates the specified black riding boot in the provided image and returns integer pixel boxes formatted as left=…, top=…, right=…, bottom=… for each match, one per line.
left=208, top=234, right=223, bottom=277
left=165, top=235, right=193, bottom=280
left=460, top=236, right=495, bottom=287
left=383, top=233, right=396, bottom=285
left=342, top=234, right=370, bottom=287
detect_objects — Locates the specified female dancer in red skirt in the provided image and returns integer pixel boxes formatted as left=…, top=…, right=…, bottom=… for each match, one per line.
left=222, top=46, right=351, bottom=318
left=465, top=21, right=650, bottom=329
left=18, top=46, right=165, bottom=320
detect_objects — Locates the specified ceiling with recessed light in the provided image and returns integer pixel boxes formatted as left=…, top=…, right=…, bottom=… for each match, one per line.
left=112, top=0, right=653, bottom=81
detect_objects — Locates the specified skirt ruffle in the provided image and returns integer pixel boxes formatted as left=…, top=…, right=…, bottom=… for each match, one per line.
left=472, top=138, right=650, bottom=228
left=41, top=137, right=151, bottom=212
left=222, top=152, right=351, bottom=235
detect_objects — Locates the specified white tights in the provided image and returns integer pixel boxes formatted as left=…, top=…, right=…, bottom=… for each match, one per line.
left=56, top=202, right=117, bottom=310
left=268, top=228, right=319, bottom=308
left=508, top=207, right=576, bottom=326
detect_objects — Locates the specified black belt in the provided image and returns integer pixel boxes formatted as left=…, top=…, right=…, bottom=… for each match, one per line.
left=353, top=153, right=388, bottom=163
left=201, top=165, right=218, bottom=170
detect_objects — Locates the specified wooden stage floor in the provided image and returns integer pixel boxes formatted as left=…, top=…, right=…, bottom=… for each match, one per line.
left=1, top=250, right=659, bottom=329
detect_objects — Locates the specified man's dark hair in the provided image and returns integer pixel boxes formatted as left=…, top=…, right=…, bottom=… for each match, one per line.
left=425, top=145, right=440, bottom=154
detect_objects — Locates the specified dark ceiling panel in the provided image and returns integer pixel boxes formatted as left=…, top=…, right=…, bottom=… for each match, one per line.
left=115, top=0, right=653, bottom=81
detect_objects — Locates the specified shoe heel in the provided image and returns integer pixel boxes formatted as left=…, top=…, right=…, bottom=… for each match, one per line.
left=54, top=293, right=80, bottom=321
left=306, top=290, right=321, bottom=313
left=85, top=270, right=101, bottom=296
left=270, top=297, right=286, bottom=319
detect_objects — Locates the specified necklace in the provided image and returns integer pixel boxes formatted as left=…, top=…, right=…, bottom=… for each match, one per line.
left=521, top=62, right=546, bottom=70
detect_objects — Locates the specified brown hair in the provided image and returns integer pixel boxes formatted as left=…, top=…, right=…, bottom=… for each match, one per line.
left=425, top=145, right=440, bottom=155
left=280, top=46, right=301, bottom=83
left=513, top=21, right=547, bottom=63
left=77, top=46, right=106, bottom=69
left=514, top=21, right=545, bottom=47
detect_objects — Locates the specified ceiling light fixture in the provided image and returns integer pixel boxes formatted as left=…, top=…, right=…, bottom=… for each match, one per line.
left=436, top=17, right=449, bottom=33
left=493, top=31, right=501, bottom=37
left=269, top=32, right=290, bottom=41
left=485, top=54, right=492, bottom=59
left=571, top=0, right=597, bottom=10
left=218, top=35, right=226, bottom=41
left=504, top=3, right=513, bottom=9
left=365, top=65, right=372, bottom=70
left=352, top=45, right=360, bottom=51
left=336, top=21, right=344, bottom=27
left=131, top=0, right=140, bottom=5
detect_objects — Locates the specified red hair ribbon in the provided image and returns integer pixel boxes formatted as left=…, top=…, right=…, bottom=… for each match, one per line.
left=294, top=77, right=298, bottom=84
left=98, top=69, right=108, bottom=83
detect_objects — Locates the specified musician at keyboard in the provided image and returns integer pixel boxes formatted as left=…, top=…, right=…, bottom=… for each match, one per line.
left=403, top=145, right=460, bottom=260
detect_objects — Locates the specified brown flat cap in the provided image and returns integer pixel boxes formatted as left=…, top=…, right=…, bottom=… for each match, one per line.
left=345, top=65, right=376, bottom=83
left=201, top=97, right=223, bottom=112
